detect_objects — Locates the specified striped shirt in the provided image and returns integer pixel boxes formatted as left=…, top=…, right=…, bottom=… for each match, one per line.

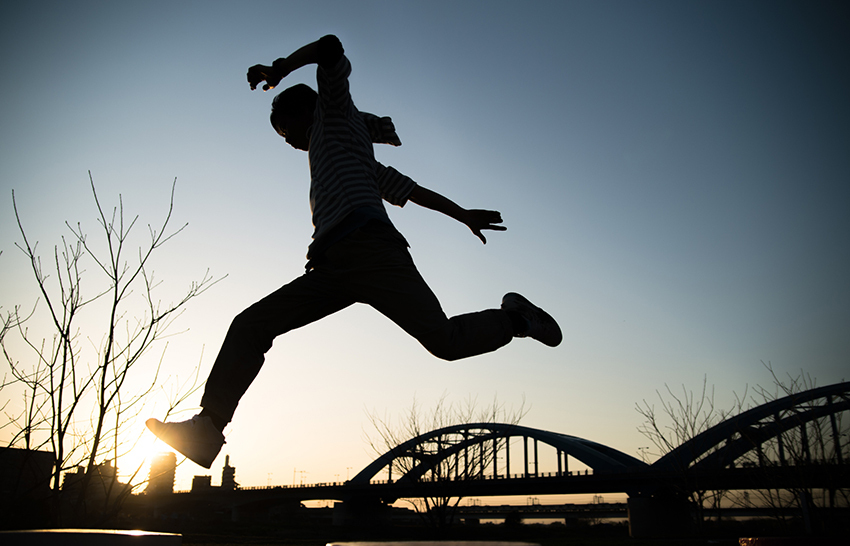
left=307, top=51, right=416, bottom=257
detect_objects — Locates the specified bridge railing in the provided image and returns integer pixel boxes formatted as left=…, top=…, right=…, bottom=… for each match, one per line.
left=237, top=481, right=349, bottom=491
left=217, top=469, right=598, bottom=492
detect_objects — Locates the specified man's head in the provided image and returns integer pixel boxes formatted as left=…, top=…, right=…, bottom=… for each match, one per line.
left=270, top=84, right=317, bottom=151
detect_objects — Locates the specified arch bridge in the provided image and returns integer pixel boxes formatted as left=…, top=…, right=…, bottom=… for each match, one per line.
left=351, top=422, right=646, bottom=486
left=353, top=381, right=849, bottom=495
left=343, top=381, right=848, bottom=536
left=171, top=382, right=848, bottom=536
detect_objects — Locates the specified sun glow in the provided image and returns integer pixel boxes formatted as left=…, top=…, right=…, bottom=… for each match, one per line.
left=115, top=426, right=175, bottom=490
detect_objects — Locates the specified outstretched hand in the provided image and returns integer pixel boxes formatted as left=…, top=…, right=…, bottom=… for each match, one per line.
left=461, top=209, right=506, bottom=244
left=247, top=63, right=284, bottom=91
left=407, top=186, right=507, bottom=244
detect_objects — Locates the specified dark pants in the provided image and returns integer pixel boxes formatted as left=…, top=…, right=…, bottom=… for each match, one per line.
left=201, top=222, right=514, bottom=422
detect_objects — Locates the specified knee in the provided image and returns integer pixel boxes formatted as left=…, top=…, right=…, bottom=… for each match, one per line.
left=228, top=308, right=275, bottom=353
left=419, top=337, right=465, bottom=362
left=229, top=309, right=255, bottom=334
left=426, top=346, right=464, bottom=362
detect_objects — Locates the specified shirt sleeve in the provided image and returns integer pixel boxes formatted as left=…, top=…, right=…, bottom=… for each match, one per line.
left=316, top=61, right=353, bottom=112
left=361, top=112, right=402, bottom=146
left=316, top=39, right=353, bottom=113
left=375, top=162, right=417, bottom=207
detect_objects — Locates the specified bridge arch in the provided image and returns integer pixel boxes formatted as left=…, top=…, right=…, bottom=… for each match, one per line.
left=351, top=423, right=646, bottom=485
left=348, top=381, right=848, bottom=503
left=653, top=381, right=850, bottom=472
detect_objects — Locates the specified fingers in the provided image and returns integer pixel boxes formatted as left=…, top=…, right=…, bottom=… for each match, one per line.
left=464, top=209, right=506, bottom=244
left=247, top=64, right=278, bottom=91
left=247, top=65, right=263, bottom=90
left=477, top=224, right=506, bottom=243
left=263, top=74, right=282, bottom=92
left=478, top=214, right=506, bottom=232
left=472, top=223, right=506, bottom=244
left=481, top=210, right=504, bottom=226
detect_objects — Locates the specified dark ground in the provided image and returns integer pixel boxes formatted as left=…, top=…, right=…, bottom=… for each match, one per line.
left=170, top=518, right=837, bottom=546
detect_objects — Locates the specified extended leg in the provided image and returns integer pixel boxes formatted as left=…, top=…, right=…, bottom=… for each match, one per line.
left=201, top=270, right=354, bottom=423
left=148, top=269, right=352, bottom=467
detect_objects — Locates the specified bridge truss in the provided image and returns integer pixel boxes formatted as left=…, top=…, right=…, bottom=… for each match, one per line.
left=351, top=382, right=849, bottom=497
left=350, top=422, right=646, bottom=486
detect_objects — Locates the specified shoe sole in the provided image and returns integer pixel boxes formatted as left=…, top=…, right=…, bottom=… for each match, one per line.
left=146, top=419, right=222, bottom=469
left=502, top=293, right=562, bottom=347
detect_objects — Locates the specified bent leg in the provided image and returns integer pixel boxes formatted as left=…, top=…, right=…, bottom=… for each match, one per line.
left=376, top=271, right=514, bottom=361
left=332, top=223, right=514, bottom=361
left=201, top=270, right=353, bottom=422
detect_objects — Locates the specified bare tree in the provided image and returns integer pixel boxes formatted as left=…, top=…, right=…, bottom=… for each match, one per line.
left=365, top=393, right=527, bottom=527
left=2, top=173, right=221, bottom=525
left=732, top=363, right=849, bottom=535
left=636, top=366, right=849, bottom=536
left=0, top=266, right=25, bottom=437
left=635, top=376, right=747, bottom=528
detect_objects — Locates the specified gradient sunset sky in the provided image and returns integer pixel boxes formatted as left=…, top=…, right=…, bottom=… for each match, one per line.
left=1, top=1, right=848, bottom=492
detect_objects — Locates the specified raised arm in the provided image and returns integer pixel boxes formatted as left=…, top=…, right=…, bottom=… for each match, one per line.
left=248, top=35, right=342, bottom=91
left=408, top=185, right=506, bottom=244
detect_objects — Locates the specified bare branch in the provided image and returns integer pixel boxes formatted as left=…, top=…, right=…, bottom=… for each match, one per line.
left=3, top=175, right=221, bottom=526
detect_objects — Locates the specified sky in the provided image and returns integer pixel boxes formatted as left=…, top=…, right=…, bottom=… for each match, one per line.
left=1, top=1, right=848, bottom=495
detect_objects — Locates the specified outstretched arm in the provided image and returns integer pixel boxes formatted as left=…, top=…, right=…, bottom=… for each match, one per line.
left=408, top=185, right=506, bottom=244
left=248, top=35, right=342, bottom=91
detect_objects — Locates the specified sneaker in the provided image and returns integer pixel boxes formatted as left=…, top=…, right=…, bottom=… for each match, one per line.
left=146, top=415, right=225, bottom=469
left=501, top=292, right=562, bottom=347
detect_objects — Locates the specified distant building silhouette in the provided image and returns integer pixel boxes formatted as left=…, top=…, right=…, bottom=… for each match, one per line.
left=191, top=475, right=212, bottom=493
left=146, top=452, right=176, bottom=495
left=221, top=455, right=238, bottom=491
left=0, top=447, right=53, bottom=500
left=0, top=447, right=54, bottom=528
left=62, top=459, right=130, bottom=505
left=188, top=455, right=238, bottom=494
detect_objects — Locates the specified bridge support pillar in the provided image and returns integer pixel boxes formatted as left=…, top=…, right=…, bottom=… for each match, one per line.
left=627, top=494, right=695, bottom=538
left=332, top=499, right=391, bottom=527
